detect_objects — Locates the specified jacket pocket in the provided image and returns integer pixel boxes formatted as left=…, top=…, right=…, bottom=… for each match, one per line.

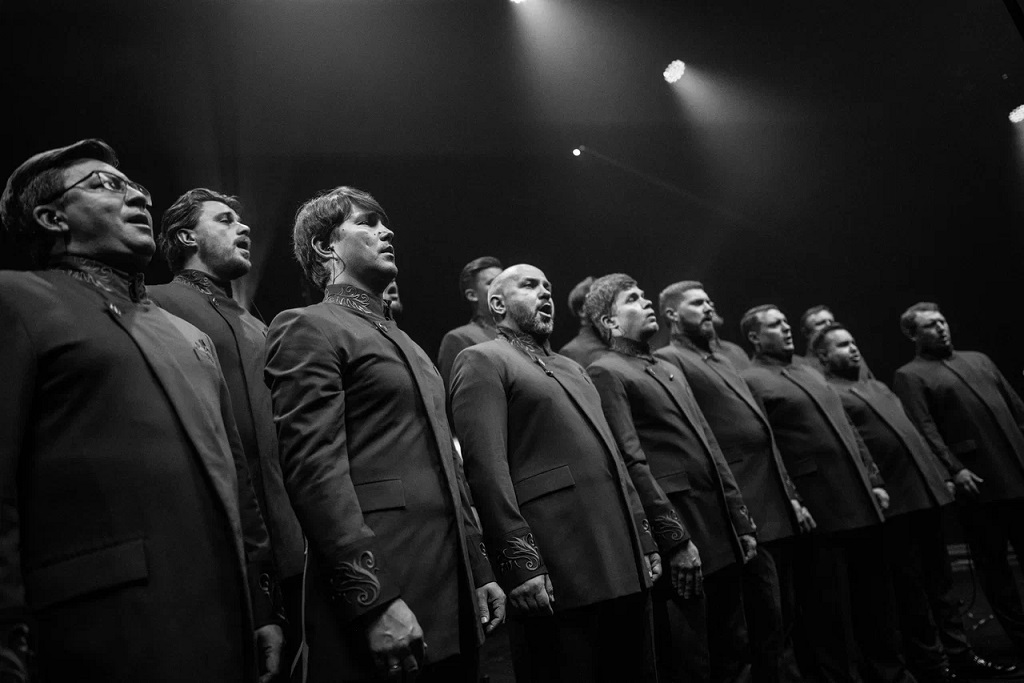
left=515, top=465, right=575, bottom=505
left=787, top=457, right=819, bottom=477
left=354, top=479, right=406, bottom=512
left=656, top=470, right=692, bottom=494
left=949, top=439, right=977, bottom=456
left=26, top=538, right=148, bottom=609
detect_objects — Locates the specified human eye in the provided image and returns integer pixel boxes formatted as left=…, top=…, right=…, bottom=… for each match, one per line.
left=98, top=173, right=125, bottom=192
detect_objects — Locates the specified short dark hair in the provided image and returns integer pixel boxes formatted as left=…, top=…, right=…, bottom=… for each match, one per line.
left=811, top=321, right=849, bottom=355
left=159, top=188, right=242, bottom=273
left=567, top=276, right=596, bottom=321
left=292, top=186, right=388, bottom=291
left=583, top=273, right=636, bottom=344
left=658, top=280, right=705, bottom=319
left=799, top=304, right=832, bottom=337
left=900, top=302, right=941, bottom=339
left=1, top=139, right=118, bottom=268
left=459, top=256, right=502, bottom=302
left=739, top=304, right=780, bottom=346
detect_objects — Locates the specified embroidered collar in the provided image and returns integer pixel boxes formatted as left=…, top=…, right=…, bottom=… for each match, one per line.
left=53, top=255, right=148, bottom=303
left=497, top=325, right=552, bottom=356
left=323, top=284, right=391, bottom=320
left=471, top=313, right=496, bottom=331
left=174, top=269, right=232, bottom=298
left=611, top=337, right=654, bottom=362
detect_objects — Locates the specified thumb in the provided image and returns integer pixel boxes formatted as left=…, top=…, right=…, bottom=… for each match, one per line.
left=478, top=592, right=489, bottom=623
left=544, top=575, right=555, bottom=603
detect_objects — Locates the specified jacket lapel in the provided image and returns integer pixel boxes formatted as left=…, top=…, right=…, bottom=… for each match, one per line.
left=646, top=361, right=717, bottom=458
left=782, top=368, right=862, bottom=459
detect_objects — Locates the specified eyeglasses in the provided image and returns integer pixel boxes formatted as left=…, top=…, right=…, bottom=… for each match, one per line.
left=42, top=170, right=152, bottom=207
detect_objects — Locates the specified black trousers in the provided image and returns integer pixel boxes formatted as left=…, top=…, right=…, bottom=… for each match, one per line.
left=508, top=592, right=648, bottom=683
left=958, top=498, right=1024, bottom=653
left=744, top=539, right=803, bottom=683
left=883, top=508, right=972, bottom=677
left=653, top=562, right=751, bottom=683
left=793, top=527, right=915, bottom=683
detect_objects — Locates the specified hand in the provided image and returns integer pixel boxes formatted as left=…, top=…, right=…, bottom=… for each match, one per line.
left=475, top=581, right=506, bottom=634
left=255, top=624, right=284, bottom=683
left=667, top=541, right=703, bottom=600
left=645, top=552, right=663, bottom=582
left=945, top=480, right=956, bottom=497
left=791, top=499, right=817, bottom=533
left=366, top=598, right=426, bottom=679
left=739, top=534, right=757, bottom=563
left=872, top=488, right=890, bottom=511
left=508, top=574, right=555, bottom=616
left=954, top=468, right=983, bottom=497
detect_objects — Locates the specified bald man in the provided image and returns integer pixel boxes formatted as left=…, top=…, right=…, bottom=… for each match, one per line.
left=450, top=264, right=659, bottom=683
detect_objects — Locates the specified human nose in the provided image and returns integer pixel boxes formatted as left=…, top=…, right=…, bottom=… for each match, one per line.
left=237, top=222, right=251, bottom=236
left=124, top=183, right=150, bottom=208
left=378, top=224, right=394, bottom=242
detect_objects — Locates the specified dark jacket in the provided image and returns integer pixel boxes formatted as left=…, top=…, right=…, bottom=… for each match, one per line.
left=588, top=341, right=755, bottom=576
left=742, top=355, right=885, bottom=534
left=265, top=284, right=492, bottom=681
left=150, top=270, right=304, bottom=579
left=657, top=338, right=799, bottom=544
left=713, top=338, right=752, bottom=373
left=450, top=327, right=654, bottom=611
left=827, top=375, right=953, bottom=517
left=437, top=315, right=498, bottom=392
left=894, top=351, right=1024, bottom=503
left=558, top=323, right=608, bottom=368
left=0, top=259, right=268, bottom=682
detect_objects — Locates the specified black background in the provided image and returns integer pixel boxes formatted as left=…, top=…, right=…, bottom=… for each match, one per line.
left=4, top=0, right=1024, bottom=385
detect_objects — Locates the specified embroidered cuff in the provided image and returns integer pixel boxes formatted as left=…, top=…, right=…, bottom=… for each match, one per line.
left=634, top=512, right=659, bottom=555
left=733, top=505, right=757, bottom=537
left=468, top=531, right=496, bottom=588
left=325, top=544, right=400, bottom=624
left=489, top=528, right=546, bottom=591
left=651, top=511, right=690, bottom=555
left=247, top=561, right=284, bottom=628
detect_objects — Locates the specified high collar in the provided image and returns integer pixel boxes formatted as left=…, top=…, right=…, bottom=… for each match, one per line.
left=471, top=313, right=496, bottom=331
left=918, top=348, right=955, bottom=362
left=672, top=332, right=714, bottom=357
left=174, top=269, right=232, bottom=299
left=52, top=255, right=148, bottom=303
left=754, top=352, right=794, bottom=368
left=497, top=325, right=552, bottom=356
left=824, top=371, right=859, bottom=385
left=611, top=336, right=654, bottom=362
left=323, top=284, right=391, bottom=320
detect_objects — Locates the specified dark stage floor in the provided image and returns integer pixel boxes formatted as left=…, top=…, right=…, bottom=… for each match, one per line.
left=479, top=552, right=1023, bottom=683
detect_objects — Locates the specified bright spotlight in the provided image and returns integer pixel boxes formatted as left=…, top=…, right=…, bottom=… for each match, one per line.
left=663, top=60, right=686, bottom=84
left=510, top=0, right=527, bottom=3
left=572, top=148, right=581, bottom=156
left=1010, top=104, right=1024, bottom=123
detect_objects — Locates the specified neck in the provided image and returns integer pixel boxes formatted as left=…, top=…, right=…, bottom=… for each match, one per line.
left=326, top=265, right=386, bottom=298
left=64, top=249, right=148, bottom=275
left=757, top=348, right=794, bottom=364
left=676, top=326, right=712, bottom=352
left=497, top=323, right=551, bottom=355
left=827, top=364, right=860, bottom=381
left=611, top=336, right=654, bottom=360
left=918, top=345, right=953, bottom=360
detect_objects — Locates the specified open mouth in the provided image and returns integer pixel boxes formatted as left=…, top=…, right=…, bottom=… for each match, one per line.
left=126, top=215, right=152, bottom=230
left=236, top=239, right=251, bottom=250
left=537, top=302, right=553, bottom=320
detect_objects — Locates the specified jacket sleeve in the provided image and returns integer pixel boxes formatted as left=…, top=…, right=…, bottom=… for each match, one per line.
left=437, top=331, right=470, bottom=395
left=587, top=364, right=689, bottom=556
left=984, top=354, right=1024, bottom=432
left=450, top=349, right=549, bottom=593
left=265, top=311, right=401, bottom=625
left=893, top=368, right=965, bottom=476
left=0, top=295, right=34, bottom=679
left=451, top=440, right=496, bottom=588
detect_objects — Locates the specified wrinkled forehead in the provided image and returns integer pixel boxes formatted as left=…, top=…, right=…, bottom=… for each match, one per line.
left=679, top=287, right=709, bottom=304
left=489, top=264, right=547, bottom=299
left=200, top=200, right=241, bottom=222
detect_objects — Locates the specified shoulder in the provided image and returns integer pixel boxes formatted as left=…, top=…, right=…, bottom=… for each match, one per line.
left=0, top=269, right=54, bottom=302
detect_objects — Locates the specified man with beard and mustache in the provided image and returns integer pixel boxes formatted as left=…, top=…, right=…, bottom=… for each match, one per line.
left=819, top=323, right=1018, bottom=681
left=0, top=140, right=276, bottom=681
left=148, top=188, right=305, bottom=666
left=450, top=264, right=660, bottom=683
left=796, top=305, right=873, bottom=380
left=437, top=256, right=502, bottom=391
left=894, top=303, right=1024, bottom=658
left=558, top=275, right=607, bottom=368
left=655, top=282, right=814, bottom=683
left=740, top=305, right=914, bottom=683
left=584, top=274, right=757, bottom=683
left=265, top=186, right=504, bottom=683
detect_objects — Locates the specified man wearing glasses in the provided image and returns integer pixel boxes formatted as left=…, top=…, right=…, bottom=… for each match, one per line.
left=0, top=140, right=279, bottom=681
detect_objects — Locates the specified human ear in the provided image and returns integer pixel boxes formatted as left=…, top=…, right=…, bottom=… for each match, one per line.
left=465, top=289, right=478, bottom=303
left=311, top=236, right=335, bottom=260
left=489, top=294, right=505, bottom=317
left=32, top=205, right=67, bottom=235
left=175, top=230, right=197, bottom=247
left=599, top=313, right=620, bottom=337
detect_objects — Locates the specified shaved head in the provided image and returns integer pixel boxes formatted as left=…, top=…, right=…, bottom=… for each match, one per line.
left=488, top=264, right=544, bottom=307
left=488, top=264, right=554, bottom=337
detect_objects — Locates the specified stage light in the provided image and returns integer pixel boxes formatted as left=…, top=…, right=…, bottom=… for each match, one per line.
left=1010, top=104, right=1024, bottom=123
left=572, top=148, right=581, bottom=156
left=510, top=0, right=527, bottom=4
left=663, top=60, right=686, bottom=84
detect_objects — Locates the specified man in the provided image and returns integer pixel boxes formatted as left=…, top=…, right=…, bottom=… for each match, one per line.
left=450, top=264, right=659, bottom=682
left=740, top=305, right=912, bottom=683
left=819, top=322, right=1018, bottom=681
left=894, top=302, right=1024, bottom=657
left=265, top=186, right=504, bottom=682
left=797, top=305, right=872, bottom=379
left=383, top=279, right=403, bottom=318
left=656, top=282, right=814, bottom=683
left=148, top=188, right=306, bottom=647
left=437, top=256, right=502, bottom=390
left=711, top=311, right=752, bottom=372
left=584, top=274, right=757, bottom=683
left=557, top=275, right=606, bottom=367
left=0, top=140, right=277, bottom=681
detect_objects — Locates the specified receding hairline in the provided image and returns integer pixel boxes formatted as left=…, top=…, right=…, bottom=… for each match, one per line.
left=488, top=263, right=547, bottom=300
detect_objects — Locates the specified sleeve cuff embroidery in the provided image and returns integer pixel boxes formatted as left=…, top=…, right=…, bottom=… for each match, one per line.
left=498, top=533, right=542, bottom=575
left=652, top=512, right=687, bottom=544
left=328, top=550, right=381, bottom=607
